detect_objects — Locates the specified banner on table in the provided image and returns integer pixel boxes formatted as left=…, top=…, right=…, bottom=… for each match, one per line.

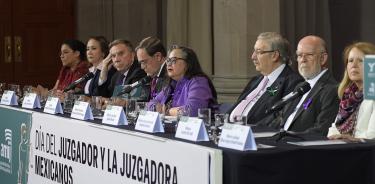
left=0, top=106, right=32, bottom=184
left=28, top=113, right=217, bottom=184
left=364, top=55, right=375, bottom=100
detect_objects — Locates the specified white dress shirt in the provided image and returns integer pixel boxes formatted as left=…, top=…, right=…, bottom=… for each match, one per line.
left=283, top=69, right=327, bottom=130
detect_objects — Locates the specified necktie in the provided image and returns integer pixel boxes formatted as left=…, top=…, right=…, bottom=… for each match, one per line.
left=150, top=77, right=158, bottom=99
left=117, top=74, right=125, bottom=85
left=230, top=76, right=269, bottom=122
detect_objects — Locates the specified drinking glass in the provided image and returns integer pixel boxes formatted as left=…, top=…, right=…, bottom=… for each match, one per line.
left=20, top=85, right=32, bottom=103
left=63, top=93, right=75, bottom=113
left=126, top=99, right=137, bottom=124
left=198, top=108, right=211, bottom=127
left=0, top=83, right=7, bottom=98
left=91, top=96, right=104, bottom=117
left=9, top=84, right=22, bottom=104
left=214, top=113, right=229, bottom=127
left=177, top=106, right=191, bottom=122
left=233, top=115, right=247, bottom=125
left=135, top=101, right=146, bottom=112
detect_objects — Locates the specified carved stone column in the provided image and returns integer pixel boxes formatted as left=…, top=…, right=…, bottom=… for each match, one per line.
left=213, top=0, right=280, bottom=103
left=166, top=0, right=213, bottom=76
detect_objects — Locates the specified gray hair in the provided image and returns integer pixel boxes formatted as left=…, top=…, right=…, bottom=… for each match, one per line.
left=257, top=32, right=291, bottom=64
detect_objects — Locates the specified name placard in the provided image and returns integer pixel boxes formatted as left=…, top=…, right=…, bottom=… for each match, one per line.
left=135, top=111, right=164, bottom=133
left=71, top=101, right=93, bottom=120
left=175, top=117, right=209, bottom=142
left=22, top=93, right=41, bottom=109
left=43, top=97, right=63, bottom=114
left=218, top=123, right=257, bottom=151
left=0, top=90, right=18, bottom=105
left=102, top=105, right=127, bottom=125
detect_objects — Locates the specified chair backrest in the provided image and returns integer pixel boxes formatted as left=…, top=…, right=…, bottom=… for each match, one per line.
left=218, top=103, right=233, bottom=113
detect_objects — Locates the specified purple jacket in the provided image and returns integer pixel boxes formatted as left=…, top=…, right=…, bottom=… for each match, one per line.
left=147, top=76, right=216, bottom=116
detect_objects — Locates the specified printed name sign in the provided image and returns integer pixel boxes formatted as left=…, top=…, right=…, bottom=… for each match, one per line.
left=0, top=90, right=18, bottom=105
left=175, top=117, right=209, bottom=142
left=218, top=123, right=257, bottom=151
left=71, top=101, right=93, bottom=120
left=43, top=97, right=63, bottom=114
left=102, top=105, right=127, bottom=125
left=135, top=111, right=164, bottom=133
left=22, top=93, right=41, bottom=109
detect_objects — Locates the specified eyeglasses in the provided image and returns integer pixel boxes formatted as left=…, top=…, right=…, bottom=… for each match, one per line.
left=138, top=57, right=153, bottom=65
left=296, top=52, right=325, bottom=61
left=253, top=49, right=276, bottom=56
left=166, top=57, right=185, bottom=65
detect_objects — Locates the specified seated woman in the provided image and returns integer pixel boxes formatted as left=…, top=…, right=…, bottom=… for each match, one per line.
left=328, top=42, right=375, bottom=140
left=84, top=36, right=116, bottom=97
left=147, top=45, right=217, bottom=116
left=53, top=39, right=90, bottom=94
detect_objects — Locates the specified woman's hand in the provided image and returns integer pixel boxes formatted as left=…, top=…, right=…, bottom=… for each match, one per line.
left=328, top=134, right=363, bottom=142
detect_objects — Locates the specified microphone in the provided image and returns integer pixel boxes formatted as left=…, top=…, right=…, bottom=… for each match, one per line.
left=63, top=72, right=95, bottom=92
left=116, top=76, right=152, bottom=96
left=266, top=81, right=311, bottom=114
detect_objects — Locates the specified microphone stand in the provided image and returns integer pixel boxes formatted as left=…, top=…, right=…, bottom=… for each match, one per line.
left=272, top=109, right=305, bottom=142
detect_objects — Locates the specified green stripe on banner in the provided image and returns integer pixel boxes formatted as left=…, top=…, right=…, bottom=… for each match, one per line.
left=0, top=106, right=32, bottom=184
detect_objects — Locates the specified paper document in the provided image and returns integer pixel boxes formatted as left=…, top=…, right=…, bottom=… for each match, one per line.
left=254, top=132, right=278, bottom=138
left=287, top=139, right=347, bottom=146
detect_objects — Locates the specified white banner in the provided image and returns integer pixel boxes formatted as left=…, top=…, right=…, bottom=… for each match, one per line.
left=28, top=112, right=222, bottom=184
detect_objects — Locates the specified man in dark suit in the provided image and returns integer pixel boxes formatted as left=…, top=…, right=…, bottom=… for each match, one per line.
left=228, top=32, right=304, bottom=125
left=262, top=35, right=339, bottom=135
left=136, top=36, right=167, bottom=101
left=102, top=39, right=146, bottom=97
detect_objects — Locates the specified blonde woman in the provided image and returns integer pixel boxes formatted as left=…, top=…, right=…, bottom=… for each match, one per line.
left=328, top=42, right=375, bottom=140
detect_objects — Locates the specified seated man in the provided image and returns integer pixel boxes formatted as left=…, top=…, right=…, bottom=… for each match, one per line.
left=136, top=36, right=167, bottom=101
left=100, top=39, right=147, bottom=99
left=261, top=35, right=339, bottom=135
left=228, top=32, right=304, bottom=125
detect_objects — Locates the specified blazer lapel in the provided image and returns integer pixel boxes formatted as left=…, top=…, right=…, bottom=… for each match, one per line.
left=290, top=71, right=331, bottom=123
left=291, top=84, right=322, bottom=123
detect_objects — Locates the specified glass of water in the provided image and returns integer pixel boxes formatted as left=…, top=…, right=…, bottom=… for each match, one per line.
left=198, top=108, right=211, bottom=126
left=233, top=115, right=247, bottom=125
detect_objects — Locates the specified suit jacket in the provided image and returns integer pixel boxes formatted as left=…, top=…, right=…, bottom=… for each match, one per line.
left=263, top=71, right=339, bottom=135
left=86, top=66, right=117, bottom=97
left=228, top=65, right=304, bottom=125
left=148, top=63, right=167, bottom=101
left=107, top=61, right=146, bottom=97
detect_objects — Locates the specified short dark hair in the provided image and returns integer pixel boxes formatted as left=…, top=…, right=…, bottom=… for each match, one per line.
left=62, top=39, right=87, bottom=61
left=136, top=36, right=167, bottom=57
left=109, top=39, right=134, bottom=52
left=88, top=36, right=109, bottom=57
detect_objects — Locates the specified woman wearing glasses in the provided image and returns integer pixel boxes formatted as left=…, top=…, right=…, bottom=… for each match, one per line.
left=147, top=45, right=217, bottom=116
left=328, top=42, right=375, bottom=140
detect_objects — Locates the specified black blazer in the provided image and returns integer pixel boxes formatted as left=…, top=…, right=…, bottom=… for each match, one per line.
left=154, top=63, right=168, bottom=93
left=107, top=61, right=146, bottom=97
left=86, top=66, right=117, bottom=98
left=228, top=65, right=304, bottom=125
left=265, top=71, right=339, bottom=135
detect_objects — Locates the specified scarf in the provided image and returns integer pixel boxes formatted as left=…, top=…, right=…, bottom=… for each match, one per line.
left=335, top=83, right=363, bottom=135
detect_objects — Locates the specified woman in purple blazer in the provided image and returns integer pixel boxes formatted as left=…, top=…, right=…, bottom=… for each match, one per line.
left=147, top=45, right=217, bottom=117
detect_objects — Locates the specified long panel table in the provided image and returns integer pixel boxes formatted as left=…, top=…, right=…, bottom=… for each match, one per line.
left=1, top=105, right=375, bottom=184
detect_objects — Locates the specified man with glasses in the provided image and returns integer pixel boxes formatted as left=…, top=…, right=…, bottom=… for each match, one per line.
left=136, top=37, right=167, bottom=101
left=228, top=32, right=303, bottom=125
left=262, top=35, right=339, bottom=135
